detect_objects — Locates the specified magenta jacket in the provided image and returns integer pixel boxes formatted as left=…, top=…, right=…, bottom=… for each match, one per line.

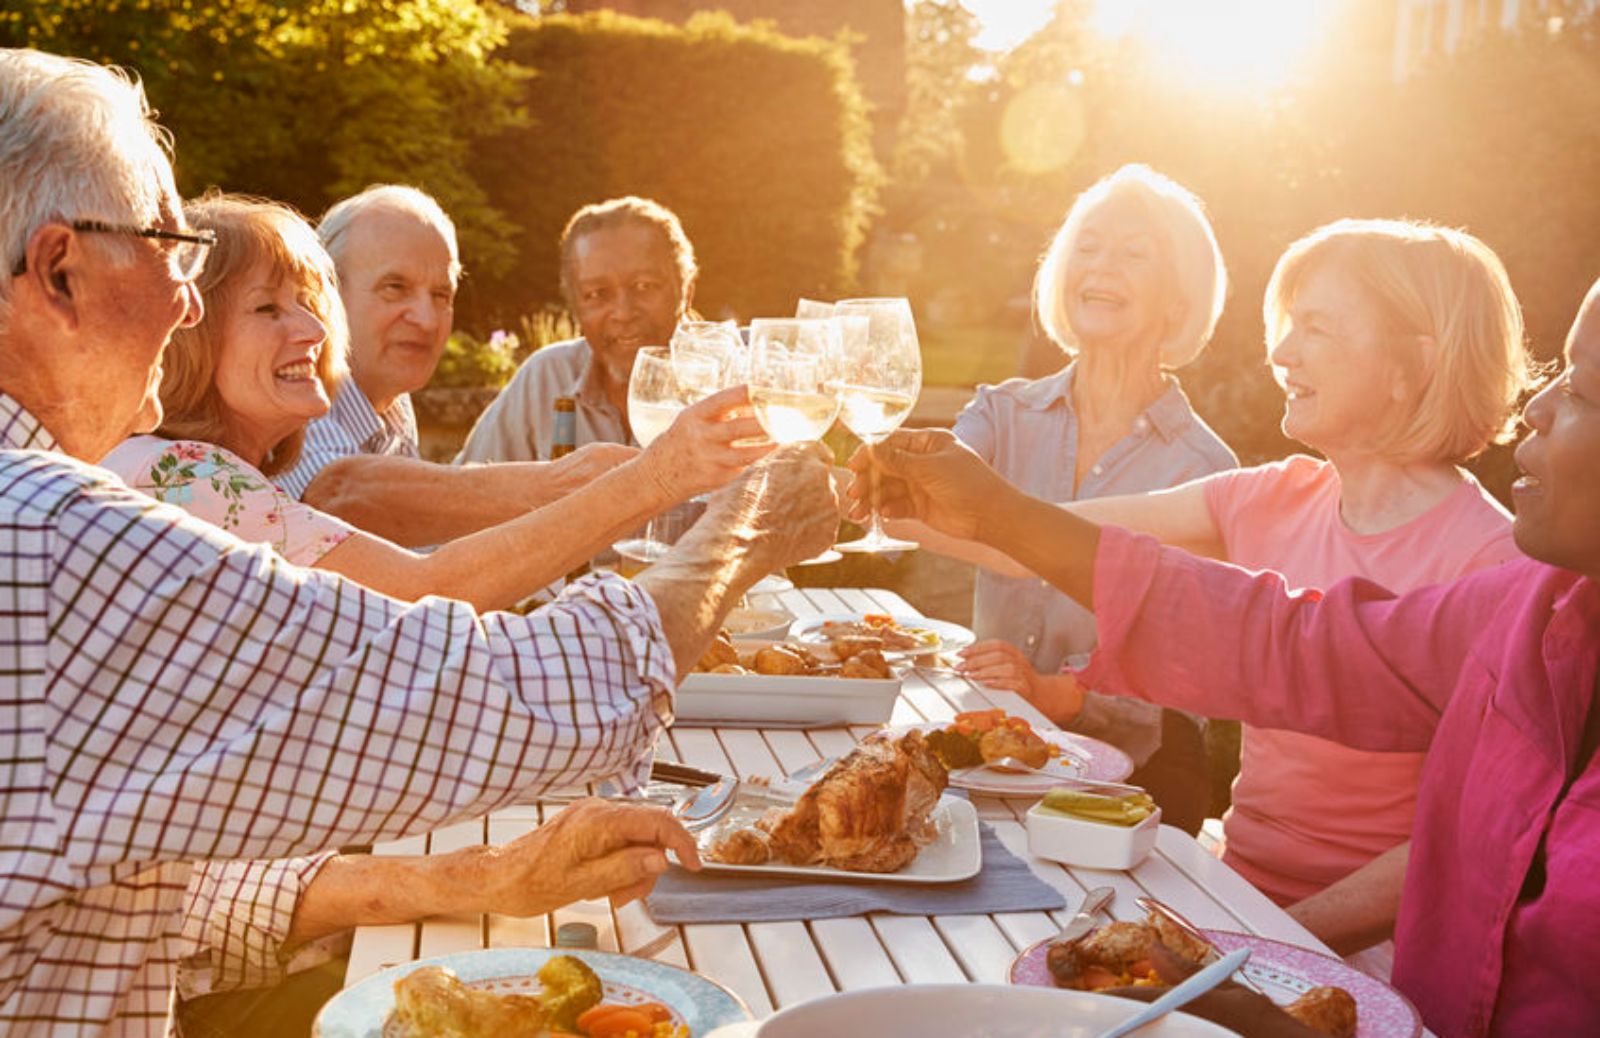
left=1078, top=527, right=1600, bottom=1037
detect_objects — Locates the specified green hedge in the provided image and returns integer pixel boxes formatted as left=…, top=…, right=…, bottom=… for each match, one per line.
left=464, top=10, right=881, bottom=327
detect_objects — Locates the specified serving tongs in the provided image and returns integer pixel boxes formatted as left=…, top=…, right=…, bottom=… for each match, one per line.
left=1136, top=895, right=1267, bottom=996
left=653, top=759, right=813, bottom=833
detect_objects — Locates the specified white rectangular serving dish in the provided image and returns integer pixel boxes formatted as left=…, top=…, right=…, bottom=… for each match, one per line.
left=674, top=639, right=902, bottom=726
left=696, top=795, right=980, bottom=883
left=1025, top=800, right=1161, bottom=870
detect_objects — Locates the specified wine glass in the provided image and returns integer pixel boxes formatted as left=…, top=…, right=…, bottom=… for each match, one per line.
left=618, top=346, right=687, bottom=567
left=830, top=297, right=922, bottom=553
left=747, top=318, right=842, bottom=444
left=748, top=317, right=844, bottom=566
left=671, top=319, right=746, bottom=397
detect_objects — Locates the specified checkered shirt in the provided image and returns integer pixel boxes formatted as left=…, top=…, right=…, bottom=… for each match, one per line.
left=277, top=380, right=419, bottom=499
left=0, top=393, right=674, bottom=1036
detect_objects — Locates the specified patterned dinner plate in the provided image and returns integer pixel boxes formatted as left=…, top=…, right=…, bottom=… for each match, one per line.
left=1009, top=928, right=1422, bottom=1038
left=789, top=613, right=976, bottom=657
left=314, top=947, right=751, bottom=1038
left=892, top=722, right=1135, bottom=795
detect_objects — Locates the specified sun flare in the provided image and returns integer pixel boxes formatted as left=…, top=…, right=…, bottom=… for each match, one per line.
left=1090, top=0, right=1331, bottom=92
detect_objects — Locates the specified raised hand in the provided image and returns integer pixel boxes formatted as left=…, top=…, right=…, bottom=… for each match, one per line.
left=845, top=428, right=1011, bottom=541
left=640, top=385, right=773, bottom=502
left=698, top=440, right=840, bottom=572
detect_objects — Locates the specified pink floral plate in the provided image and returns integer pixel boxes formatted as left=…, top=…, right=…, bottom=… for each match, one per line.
left=1009, top=928, right=1422, bottom=1038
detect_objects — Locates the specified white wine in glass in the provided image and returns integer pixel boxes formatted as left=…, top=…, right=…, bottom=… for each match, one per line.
left=618, top=346, right=686, bottom=564
left=831, top=298, right=922, bottom=553
left=747, top=318, right=842, bottom=444
left=748, top=317, right=844, bottom=565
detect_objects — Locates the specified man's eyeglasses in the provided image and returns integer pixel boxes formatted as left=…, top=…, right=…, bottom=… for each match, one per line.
left=10, top=219, right=217, bottom=282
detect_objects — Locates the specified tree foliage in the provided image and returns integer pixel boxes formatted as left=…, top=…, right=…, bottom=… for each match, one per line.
left=465, top=9, right=880, bottom=325
left=2, top=0, right=527, bottom=274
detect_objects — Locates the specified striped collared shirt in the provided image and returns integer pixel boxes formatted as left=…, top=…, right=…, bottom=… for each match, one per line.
left=278, top=380, right=419, bottom=499
left=0, top=393, right=673, bottom=1036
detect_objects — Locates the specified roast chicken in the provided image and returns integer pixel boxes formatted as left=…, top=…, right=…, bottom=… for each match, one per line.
left=708, top=730, right=948, bottom=872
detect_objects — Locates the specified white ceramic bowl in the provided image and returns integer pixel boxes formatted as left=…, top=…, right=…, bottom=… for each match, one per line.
left=722, top=605, right=794, bottom=641
left=706, top=984, right=1232, bottom=1038
left=1026, top=800, right=1162, bottom=870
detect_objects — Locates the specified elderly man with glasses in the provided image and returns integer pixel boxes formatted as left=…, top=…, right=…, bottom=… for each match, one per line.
left=0, top=47, right=838, bottom=1038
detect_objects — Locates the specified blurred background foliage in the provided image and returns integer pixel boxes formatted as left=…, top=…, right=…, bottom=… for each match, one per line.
left=468, top=10, right=881, bottom=326
left=5, top=0, right=1599, bottom=493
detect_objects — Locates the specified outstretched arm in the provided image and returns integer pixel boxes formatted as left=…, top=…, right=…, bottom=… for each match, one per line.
left=854, top=428, right=1488, bottom=750
left=887, top=481, right=1224, bottom=577
left=300, top=444, right=639, bottom=546
left=312, top=387, right=777, bottom=610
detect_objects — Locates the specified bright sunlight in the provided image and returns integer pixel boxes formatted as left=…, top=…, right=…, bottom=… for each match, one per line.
left=957, top=0, right=1057, bottom=52
left=1090, top=0, right=1332, bottom=92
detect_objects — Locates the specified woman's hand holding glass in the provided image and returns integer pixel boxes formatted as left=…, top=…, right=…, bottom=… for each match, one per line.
left=829, top=297, right=922, bottom=552
left=639, top=385, right=772, bottom=502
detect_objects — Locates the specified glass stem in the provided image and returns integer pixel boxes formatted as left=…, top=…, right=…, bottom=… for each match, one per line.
left=866, top=439, right=886, bottom=541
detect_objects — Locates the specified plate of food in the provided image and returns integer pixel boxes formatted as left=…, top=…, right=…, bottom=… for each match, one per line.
left=676, top=631, right=903, bottom=726
left=901, top=711, right=1135, bottom=795
left=788, top=612, right=975, bottom=658
left=1008, top=913, right=1421, bottom=1038
left=314, top=947, right=751, bottom=1038
left=695, top=729, right=981, bottom=883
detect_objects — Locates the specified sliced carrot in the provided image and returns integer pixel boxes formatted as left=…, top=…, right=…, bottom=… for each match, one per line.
left=579, top=1005, right=656, bottom=1037
left=634, top=1002, right=674, bottom=1022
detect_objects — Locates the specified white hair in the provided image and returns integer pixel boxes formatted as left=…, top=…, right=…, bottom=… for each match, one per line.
left=1035, top=164, right=1227, bottom=369
left=317, top=184, right=461, bottom=285
left=0, top=49, right=176, bottom=332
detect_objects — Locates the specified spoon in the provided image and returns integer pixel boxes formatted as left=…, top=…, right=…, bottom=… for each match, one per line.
left=1094, top=947, right=1251, bottom=1038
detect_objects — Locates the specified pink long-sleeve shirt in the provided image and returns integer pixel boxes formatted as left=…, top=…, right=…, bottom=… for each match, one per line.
left=1078, top=526, right=1600, bottom=1038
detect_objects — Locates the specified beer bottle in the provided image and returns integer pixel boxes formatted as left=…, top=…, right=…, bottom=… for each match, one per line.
left=549, top=396, right=592, bottom=583
left=549, top=396, right=577, bottom=460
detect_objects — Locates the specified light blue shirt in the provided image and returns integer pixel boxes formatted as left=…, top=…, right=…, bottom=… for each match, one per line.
left=953, top=363, right=1237, bottom=762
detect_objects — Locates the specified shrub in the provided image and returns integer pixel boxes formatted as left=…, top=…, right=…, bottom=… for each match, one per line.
left=465, top=10, right=881, bottom=327
left=428, top=330, right=522, bottom=391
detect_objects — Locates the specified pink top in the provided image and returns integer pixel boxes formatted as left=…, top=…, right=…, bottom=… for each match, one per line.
left=102, top=436, right=355, bottom=566
left=1081, top=527, right=1600, bottom=1037
left=1200, top=456, right=1521, bottom=901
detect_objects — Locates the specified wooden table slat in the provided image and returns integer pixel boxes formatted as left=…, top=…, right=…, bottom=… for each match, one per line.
left=746, top=921, right=837, bottom=1008
left=683, top=925, right=773, bottom=1016
left=809, top=917, right=902, bottom=990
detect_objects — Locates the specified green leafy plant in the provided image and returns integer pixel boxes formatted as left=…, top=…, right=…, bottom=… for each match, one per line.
left=427, top=329, right=521, bottom=390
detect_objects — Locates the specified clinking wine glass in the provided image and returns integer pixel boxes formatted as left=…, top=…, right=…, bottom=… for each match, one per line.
left=748, top=317, right=844, bottom=565
left=618, top=346, right=688, bottom=569
left=830, top=297, right=921, bottom=553
left=671, top=319, right=746, bottom=396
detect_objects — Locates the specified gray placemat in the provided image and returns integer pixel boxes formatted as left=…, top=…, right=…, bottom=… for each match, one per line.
left=646, top=823, right=1066, bottom=924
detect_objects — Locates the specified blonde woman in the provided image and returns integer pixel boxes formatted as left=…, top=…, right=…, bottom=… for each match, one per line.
left=103, top=193, right=768, bottom=608
left=913, top=218, right=1533, bottom=954
left=919, top=165, right=1238, bottom=833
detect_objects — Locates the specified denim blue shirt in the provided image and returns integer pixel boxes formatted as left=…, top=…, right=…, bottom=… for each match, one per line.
left=953, top=363, right=1236, bottom=762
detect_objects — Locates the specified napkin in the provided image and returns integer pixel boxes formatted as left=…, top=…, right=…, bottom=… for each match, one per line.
left=645, top=823, right=1066, bottom=924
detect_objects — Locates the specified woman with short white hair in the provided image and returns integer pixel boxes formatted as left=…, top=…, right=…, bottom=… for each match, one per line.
left=930, top=164, right=1240, bottom=833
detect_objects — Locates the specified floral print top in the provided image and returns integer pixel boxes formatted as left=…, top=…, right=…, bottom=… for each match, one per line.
left=101, top=436, right=356, bottom=566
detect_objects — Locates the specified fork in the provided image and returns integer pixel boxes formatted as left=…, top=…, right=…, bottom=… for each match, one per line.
left=1136, top=895, right=1268, bottom=996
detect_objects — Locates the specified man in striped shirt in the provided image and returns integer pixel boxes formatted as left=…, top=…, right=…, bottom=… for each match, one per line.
left=0, top=48, right=837, bottom=1038
left=279, top=185, right=640, bottom=547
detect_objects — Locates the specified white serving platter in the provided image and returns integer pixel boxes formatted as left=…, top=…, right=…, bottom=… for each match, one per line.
left=675, top=640, right=901, bottom=727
